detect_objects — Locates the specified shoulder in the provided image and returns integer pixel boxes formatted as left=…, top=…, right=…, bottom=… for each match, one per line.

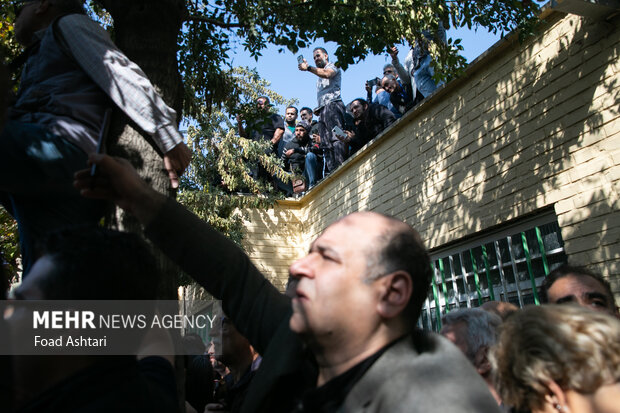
left=56, top=13, right=112, bottom=43
left=345, top=332, right=502, bottom=412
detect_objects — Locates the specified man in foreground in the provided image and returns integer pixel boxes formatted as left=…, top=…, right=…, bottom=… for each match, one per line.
left=75, top=154, right=501, bottom=413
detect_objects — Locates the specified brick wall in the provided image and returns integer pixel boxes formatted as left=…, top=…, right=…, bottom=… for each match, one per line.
left=240, top=10, right=620, bottom=294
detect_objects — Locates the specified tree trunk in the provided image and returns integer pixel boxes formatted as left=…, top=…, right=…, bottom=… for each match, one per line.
left=96, top=0, right=187, bottom=300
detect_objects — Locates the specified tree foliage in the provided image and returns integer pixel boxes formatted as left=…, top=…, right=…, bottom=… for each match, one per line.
left=0, top=0, right=544, bottom=285
left=180, top=0, right=543, bottom=115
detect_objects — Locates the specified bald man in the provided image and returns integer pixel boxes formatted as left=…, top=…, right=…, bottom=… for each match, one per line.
left=74, top=154, right=501, bottom=413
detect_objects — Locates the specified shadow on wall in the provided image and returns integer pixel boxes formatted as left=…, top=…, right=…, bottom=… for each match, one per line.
left=308, top=12, right=618, bottom=278
left=396, top=12, right=618, bottom=274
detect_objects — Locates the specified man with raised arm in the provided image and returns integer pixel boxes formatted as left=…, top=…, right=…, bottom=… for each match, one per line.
left=74, top=154, right=502, bottom=413
left=298, top=47, right=347, bottom=174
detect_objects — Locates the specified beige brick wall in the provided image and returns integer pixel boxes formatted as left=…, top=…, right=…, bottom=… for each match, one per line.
left=241, top=10, right=620, bottom=294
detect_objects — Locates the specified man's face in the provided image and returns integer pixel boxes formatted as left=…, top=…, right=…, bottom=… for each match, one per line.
left=288, top=213, right=387, bottom=341
left=350, top=100, right=368, bottom=120
left=294, top=126, right=307, bottom=141
left=382, top=78, right=398, bottom=94
left=13, top=0, right=41, bottom=46
left=285, top=108, right=298, bottom=124
left=300, top=110, right=313, bottom=123
left=313, top=49, right=328, bottom=68
left=256, top=98, right=268, bottom=110
left=547, top=274, right=617, bottom=315
left=383, top=66, right=398, bottom=78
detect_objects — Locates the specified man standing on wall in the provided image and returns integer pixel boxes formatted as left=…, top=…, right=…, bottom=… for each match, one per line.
left=298, top=47, right=347, bottom=174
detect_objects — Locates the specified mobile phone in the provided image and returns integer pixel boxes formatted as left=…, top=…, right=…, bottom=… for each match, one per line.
left=332, top=125, right=346, bottom=138
left=90, top=108, right=112, bottom=181
left=297, top=55, right=304, bottom=64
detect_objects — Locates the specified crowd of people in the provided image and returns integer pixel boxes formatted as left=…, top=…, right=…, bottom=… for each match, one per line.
left=1, top=1, right=619, bottom=413
left=238, top=31, right=446, bottom=196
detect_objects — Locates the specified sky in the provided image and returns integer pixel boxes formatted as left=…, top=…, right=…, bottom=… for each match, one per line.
left=228, top=26, right=505, bottom=114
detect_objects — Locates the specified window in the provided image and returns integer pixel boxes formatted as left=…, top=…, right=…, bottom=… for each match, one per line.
left=419, top=210, right=567, bottom=331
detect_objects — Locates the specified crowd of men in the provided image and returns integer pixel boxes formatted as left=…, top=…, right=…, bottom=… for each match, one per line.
left=2, top=1, right=619, bottom=413
left=238, top=31, right=446, bottom=195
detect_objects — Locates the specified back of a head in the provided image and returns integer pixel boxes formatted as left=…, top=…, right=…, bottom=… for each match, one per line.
left=372, top=216, right=432, bottom=327
left=491, top=304, right=620, bottom=412
left=37, top=227, right=161, bottom=300
left=442, top=308, right=501, bottom=359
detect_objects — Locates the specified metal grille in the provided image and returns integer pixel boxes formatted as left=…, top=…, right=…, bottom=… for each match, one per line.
left=420, top=212, right=567, bottom=331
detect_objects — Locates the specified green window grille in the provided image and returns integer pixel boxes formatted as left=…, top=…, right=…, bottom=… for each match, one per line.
left=419, top=211, right=567, bottom=331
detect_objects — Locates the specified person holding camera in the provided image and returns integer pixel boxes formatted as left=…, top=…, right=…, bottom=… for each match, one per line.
left=298, top=47, right=347, bottom=174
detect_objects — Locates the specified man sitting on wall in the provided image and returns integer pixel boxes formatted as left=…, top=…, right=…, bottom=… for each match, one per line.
left=381, top=74, right=419, bottom=116
left=75, top=154, right=502, bottom=413
left=341, top=98, right=396, bottom=155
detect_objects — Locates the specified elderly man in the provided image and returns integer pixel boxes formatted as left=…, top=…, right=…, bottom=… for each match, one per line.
left=298, top=47, right=347, bottom=174
left=342, top=98, right=396, bottom=155
left=539, top=264, right=619, bottom=317
left=75, top=154, right=501, bottom=413
left=2, top=0, right=190, bottom=274
left=440, top=308, right=504, bottom=408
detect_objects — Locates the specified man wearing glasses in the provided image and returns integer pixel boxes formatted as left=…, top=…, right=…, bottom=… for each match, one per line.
left=2, top=0, right=191, bottom=275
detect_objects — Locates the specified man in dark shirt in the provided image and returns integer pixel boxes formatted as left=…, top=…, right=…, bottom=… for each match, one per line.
left=238, top=96, right=285, bottom=152
left=76, top=156, right=503, bottom=413
left=342, top=98, right=396, bottom=155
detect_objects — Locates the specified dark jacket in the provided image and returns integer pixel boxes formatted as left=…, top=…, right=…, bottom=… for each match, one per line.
left=349, top=103, right=397, bottom=154
left=145, top=200, right=505, bottom=413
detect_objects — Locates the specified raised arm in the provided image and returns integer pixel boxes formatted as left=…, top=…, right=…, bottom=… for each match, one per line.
left=58, top=15, right=190, bottom=187
left=74, top=155, right=290, bottom=355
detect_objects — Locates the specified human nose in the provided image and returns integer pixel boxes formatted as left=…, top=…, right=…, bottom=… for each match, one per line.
left=289, top=254, right=316, bottom=280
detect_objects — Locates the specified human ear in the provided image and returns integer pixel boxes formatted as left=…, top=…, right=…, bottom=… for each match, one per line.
left=542, top=380, right=568, bottom=413
left=376, top=271, right=412, bottom=319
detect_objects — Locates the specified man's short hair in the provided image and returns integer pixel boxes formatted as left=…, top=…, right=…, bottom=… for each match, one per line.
left=539, top=263, right=615, bottom=307
left=256, top=96, right=270, bottom=105
left=300, top=107, right=313, bottom=115
left=286, top=105, right=298, bottom=114
left=491, top=305, right=620, bottom=412
left=313, top=47, right=328, bottom=56
left=36, top=227, right=161, bottom=300
left=442, top=308, right=501, bottom=361
left=383, top=63, right=396, bottom=72
left=368, top=216, right=432, bottom=326
left=50, top=0, right=86, bottom=14
left=382, top=74, right=396, bottom=82
left=350, top=98, right=368, bottom=108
